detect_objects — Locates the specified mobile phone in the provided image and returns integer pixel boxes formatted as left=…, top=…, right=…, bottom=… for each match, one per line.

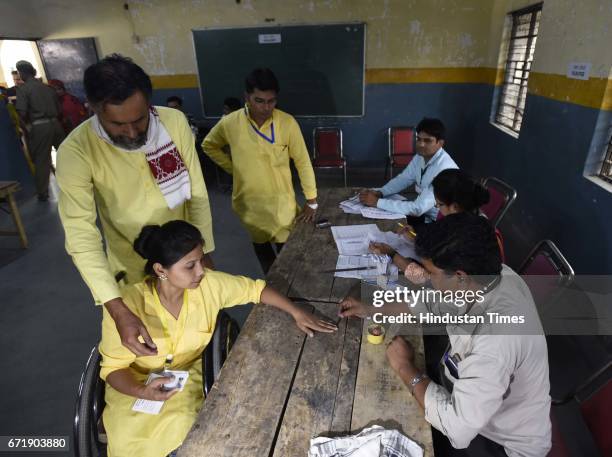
left=316, top=218, right=332, bottom=228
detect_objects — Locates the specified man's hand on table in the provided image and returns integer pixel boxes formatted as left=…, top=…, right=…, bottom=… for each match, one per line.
left=359, top=189, right=382, bottom=207
left=105, top=298, right=158, bottom=356
left=296, top=199, right=317, bottom=223
left=386, top=336, right=416, bottom=374
left=338, top=296, right=374, bottom=319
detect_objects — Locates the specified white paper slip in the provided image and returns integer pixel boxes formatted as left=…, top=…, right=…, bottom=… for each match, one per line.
left=338, top=195, right=363, bottom=214
left=334, top=255, right=379, bottom=279
left=331, top=224, right=379, bottom=255
left=339, top=193, right=408, bottom=218
left=360, top=206, right=406, bottom=220
left=132, top=370, right=190, bottom=415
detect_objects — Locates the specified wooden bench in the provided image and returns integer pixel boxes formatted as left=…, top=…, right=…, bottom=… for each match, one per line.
left=0, top=181, right=28, bottom=248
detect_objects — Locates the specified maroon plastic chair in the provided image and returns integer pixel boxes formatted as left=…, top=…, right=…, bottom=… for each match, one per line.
left=578, top=362, right=612, bottom=456
left=549, top=362, right=612, bottom=456
left=480, top=177, right=517, bottom=227
left=385, top=126, right=415, bottom=179
left=518, top=239, right=574, bottom=310
left=312, top=127, right=346, bottom=187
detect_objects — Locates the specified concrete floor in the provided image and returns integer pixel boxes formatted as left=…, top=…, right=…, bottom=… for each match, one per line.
left=0, top=164, right=371, bottom=456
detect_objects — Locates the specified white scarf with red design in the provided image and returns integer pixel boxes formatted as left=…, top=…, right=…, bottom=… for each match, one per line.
left=92, top=107, right=191, bottom=209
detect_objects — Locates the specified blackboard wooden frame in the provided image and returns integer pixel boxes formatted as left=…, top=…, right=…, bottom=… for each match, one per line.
left=191, top=23, right=366, bottom=118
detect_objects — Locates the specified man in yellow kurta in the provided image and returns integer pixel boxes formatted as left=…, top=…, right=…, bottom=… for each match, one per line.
left=202, top=68, right=318, bottom=273
left=56, top=54, right=214, bottom=357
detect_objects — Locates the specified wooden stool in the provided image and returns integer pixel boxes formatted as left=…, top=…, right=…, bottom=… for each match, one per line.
left=0, top=181, right=28, bottom=248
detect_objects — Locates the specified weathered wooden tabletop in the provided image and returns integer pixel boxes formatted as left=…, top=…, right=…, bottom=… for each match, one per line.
left=179, top=187, right=434, bottom=457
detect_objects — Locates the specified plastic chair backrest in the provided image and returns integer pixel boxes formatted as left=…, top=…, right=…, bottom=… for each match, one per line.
left=577, top=363, right=612, bottom=455
left=518, top=240, right=575, bottom=315
left=389, top=126, right=415, bottom=167
left=481, top=177, right=517, bottom=227
left=314, top=128, right=342, bottom=159
left=73, top=346, right=105, bottom=457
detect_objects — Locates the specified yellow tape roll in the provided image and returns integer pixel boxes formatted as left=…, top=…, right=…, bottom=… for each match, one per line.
left=367, top=324, right=385, bottom=345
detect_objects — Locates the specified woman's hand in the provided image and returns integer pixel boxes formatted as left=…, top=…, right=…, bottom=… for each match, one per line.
left=292, top=309, right=338, bottom=337
left=369, top=242, right=395, bottom=256
left=138, top=376, right=180, bottom=401
left=395, top=224, right=416, bottom=241
left=338, top=296, right=373, bottom=319
left=404, top=262, right=430, bottom=285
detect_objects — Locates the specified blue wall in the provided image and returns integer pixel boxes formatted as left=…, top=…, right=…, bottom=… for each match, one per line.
left=153, top=83, right=612, bottom=274
left=469, top=91, right=612, bottom=274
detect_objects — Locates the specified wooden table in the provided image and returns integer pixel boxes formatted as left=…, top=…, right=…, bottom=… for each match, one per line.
left=180, top=188, right=433, bottom=456
left=0, top=181, right=28, bottom=248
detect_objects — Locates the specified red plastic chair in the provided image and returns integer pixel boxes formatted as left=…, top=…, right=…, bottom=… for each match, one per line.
left=518, top=239, right=574, bottom=310
left=312, top=127, right=346, bottom=187
left=386, top=126, right=415, bottom=179
left=549, top=362, right=612, bottom=456
left=480, top=177, right=517, bottom=227
left=577, top=362, right=612, bottom=456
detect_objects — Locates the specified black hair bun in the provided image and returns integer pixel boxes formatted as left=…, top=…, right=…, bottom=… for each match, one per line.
left=133, top=225, right=161, bottom=259
left=474, top=182, right=490, bottom=207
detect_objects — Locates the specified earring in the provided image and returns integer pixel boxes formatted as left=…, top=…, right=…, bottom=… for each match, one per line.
left=159, top=274, right=168, bottom=281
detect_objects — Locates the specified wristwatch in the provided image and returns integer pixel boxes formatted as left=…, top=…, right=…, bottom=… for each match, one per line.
left=307, top=202, right=319, bottom=210
left=409, top=373, right=428, bottom=395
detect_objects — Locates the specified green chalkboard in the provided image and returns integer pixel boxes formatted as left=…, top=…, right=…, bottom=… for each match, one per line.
left=192, top=23, right=365, bottom=117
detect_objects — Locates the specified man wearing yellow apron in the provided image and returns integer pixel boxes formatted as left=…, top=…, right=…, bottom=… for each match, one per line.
left=203, top=68, right=318, bottom=273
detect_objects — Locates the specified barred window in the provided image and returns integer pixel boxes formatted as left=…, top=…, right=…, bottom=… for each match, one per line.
left=495, top=3, right=543, bottom=134
left=599, top=132, right=612, bottom=184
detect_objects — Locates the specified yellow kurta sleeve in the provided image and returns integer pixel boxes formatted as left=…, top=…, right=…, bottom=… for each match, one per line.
left=56, top=139, right=121, bottom=304
left=287, top=117, right=317, bottom=200
left=175, top=114, right=216, bottom=254
left=202, top=119, right=233, bottom=175
left=99, top=305, right=137, bottom=380
left=205, top=271, right=266, bottom=309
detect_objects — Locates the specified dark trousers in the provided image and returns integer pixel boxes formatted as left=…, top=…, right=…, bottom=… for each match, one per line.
left=432, top=428, right=507, bottom=457
left=253, top=242, right=284, bottom=275
left=27, top=120, right=65, bottom=197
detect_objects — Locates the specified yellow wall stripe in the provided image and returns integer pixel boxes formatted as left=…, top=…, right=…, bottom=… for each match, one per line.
left=528, top=73, right=611, bottom=111
left=149, top=69, right=611, bottom=111
left=150, top=74, right=199, bottom=89
left=365, top=67, right=497, bottom=85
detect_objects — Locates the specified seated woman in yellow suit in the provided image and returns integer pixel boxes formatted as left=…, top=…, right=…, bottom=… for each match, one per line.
left=99, top=220, right=337, bottom=457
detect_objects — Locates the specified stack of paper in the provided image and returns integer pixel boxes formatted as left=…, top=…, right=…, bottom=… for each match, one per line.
left=331, top=224, right=377, bottom=255
left=330, top=224, right=419, bottom=278
left=339, top=194, right=407, bottom=220
left=338, top=195, right=363, bottom=214
left=333, top=255, right=379, bottom=279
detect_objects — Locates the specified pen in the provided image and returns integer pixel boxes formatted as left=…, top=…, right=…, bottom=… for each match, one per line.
left=397, top=222, right=417, bottom=238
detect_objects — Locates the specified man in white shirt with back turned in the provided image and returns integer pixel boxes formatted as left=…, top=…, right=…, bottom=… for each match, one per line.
left=338, top=213, right=551, bottom=457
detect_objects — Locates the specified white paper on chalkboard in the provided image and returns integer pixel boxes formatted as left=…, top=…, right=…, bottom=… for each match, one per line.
left=567, top=62, right=591, bottom=80
left=258, top=34, right=282, bottom=44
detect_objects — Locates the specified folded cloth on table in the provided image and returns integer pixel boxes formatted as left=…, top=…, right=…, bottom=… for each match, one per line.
left=308, top=425, right=423, bottom=457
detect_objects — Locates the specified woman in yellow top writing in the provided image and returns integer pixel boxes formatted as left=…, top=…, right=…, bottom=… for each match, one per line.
left=99, top=220, right=337, bottom=457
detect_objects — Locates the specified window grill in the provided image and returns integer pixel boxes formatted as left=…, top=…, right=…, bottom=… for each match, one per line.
left=599, top=132, right=612, bottom=184
left=495, top=3, right=543, bottom=134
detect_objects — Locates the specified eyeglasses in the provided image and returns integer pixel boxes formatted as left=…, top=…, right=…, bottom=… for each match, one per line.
left=416, top=135, right=437, bottom=144
left=434, top=201, right=447, bottom=208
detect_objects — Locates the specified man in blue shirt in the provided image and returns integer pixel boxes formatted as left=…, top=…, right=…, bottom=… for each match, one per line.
left=360, top=118, right=458, bottom=224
